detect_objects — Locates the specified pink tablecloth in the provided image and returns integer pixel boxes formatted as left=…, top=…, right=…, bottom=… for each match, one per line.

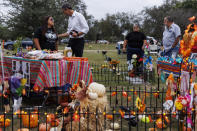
left=0, top=56, right=93, bottom=91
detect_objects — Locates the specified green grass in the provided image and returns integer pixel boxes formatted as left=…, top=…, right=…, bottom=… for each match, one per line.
left=58, top=43, right=117, bottom=51
left=84, top=50, right=127, bottom=64
left=1, top=43, right=180, bottom=131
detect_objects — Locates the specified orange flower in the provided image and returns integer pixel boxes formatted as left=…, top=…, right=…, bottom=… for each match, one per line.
left=119, top=110, right=125, bottom=118
left=156, top=118, right=166, bottom=129
left=106, top=115, right=113, bottom=120
left=189, top=16, right=196, bottom=22
left=111, top=92, right=117, bottom=96
left=46, top=114, right=55, bottom=123
left=63, top=107, right=69, bottom=114
left=72, top=113, right=80, bottom=122
left=51, top=119, right=60, bottom=127
left=148, top=115, right=153, bottom=123
left=153, top=92, right=159, bottom=98
left=130, top=111, right=135, bottom=115
left=122, top=91, right=127, bottom=97
left=72, top=84, right=78, bottom=91
left=33, top=86, right=39, bottom=92
left=128, top=96, right=132, bottom=101
left=164, top=116, right=170, bottom=124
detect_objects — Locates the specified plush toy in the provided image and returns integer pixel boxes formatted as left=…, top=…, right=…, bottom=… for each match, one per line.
left=2, top=80, right=10, bottom=113
left=165, top=73, right=176, bottom=101
left=60, top=81, right=109, bottom=131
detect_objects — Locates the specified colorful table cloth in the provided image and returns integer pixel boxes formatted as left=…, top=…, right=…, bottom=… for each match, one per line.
left=0, top=56, right=93, bottom=91
left=157, top=61, right=197, bottom=76
left=157, top=61, right=182, bottom=75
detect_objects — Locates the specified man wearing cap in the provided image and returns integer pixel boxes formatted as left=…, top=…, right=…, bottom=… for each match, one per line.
left=58, top=3, right=89, bottom=57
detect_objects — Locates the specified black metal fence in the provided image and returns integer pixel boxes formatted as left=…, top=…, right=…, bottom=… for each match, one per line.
left=90, top=63, right=156, bottom=85
left=0, top=105, right=196, bottom=131
left=0, top=64, right=196, bottom=131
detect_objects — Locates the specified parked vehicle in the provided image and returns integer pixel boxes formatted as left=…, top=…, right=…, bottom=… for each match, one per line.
left=4, top=41, right=14, bottom=50
left=116, top=41, right=124, bottom=54
left=60, top=38, right=69, bottom=44
left=21, top=38, right=34, bottom=48
left=4, top=38, right=33, bottom=50
left=85, top=40, right=91, bottom=43
left=146, top=36, right=161, bottom=53
left=97, top=40, right=109, bottom=44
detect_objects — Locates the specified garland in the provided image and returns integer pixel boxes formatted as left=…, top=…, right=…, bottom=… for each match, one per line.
left=180, top=17, right=197, bottom=57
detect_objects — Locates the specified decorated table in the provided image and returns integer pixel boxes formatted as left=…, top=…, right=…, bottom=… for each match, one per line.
left=157, top=56, right=197, bottom=76
left=157, top=60, right=182, bottom=76
left=0, top=56, right=93, bottom=92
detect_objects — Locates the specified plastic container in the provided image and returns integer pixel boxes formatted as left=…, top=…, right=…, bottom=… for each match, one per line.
left=63, top=47, right=72, bottom=57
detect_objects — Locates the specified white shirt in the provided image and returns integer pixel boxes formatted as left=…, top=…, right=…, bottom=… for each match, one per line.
left=67, top=11, right=89, bottom=38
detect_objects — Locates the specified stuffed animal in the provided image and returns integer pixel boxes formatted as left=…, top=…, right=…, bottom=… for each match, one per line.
left=60, top=81, right=109, bottom=131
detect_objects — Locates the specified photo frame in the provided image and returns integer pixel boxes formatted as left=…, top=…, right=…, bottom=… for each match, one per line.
left=190, top=53, right=197, bottom=59
left=12, top=60, right=30, bottom=87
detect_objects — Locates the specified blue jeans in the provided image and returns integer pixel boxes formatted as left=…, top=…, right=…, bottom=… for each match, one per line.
left=162, top=46, right=179, bottom=57
left=127, top=47, right=144, bottom=73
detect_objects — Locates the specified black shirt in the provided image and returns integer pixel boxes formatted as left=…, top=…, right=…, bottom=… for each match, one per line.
left=125, top=31, right=146, bottom=49
left=34, top=27, right=58, bottom=51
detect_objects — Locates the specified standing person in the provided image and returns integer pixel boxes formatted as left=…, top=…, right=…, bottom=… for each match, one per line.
left=58, top=3, right=89, bottom=57
left=34, top=16, right=58, bottom=51
left=123, top=24, right=147, bottom=76
left=162, top=16, right=181, bottom=58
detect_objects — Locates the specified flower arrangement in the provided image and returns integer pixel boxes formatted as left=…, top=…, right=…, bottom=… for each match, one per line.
left=180, top=16, right=197, bottom=57
left=109, top=59, right=120, bottom=72
left=128, top=54, right=143, bottom=77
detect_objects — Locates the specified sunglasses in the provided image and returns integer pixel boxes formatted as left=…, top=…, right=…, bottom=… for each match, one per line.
left=50, top=18, right=54, bottom=22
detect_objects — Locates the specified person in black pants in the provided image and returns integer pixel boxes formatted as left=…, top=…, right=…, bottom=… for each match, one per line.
left=68, top=35, right=85, bottom=57
left=123, top=24, right=147, bottom=76
left=58, top=3, right=89, bottom=57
